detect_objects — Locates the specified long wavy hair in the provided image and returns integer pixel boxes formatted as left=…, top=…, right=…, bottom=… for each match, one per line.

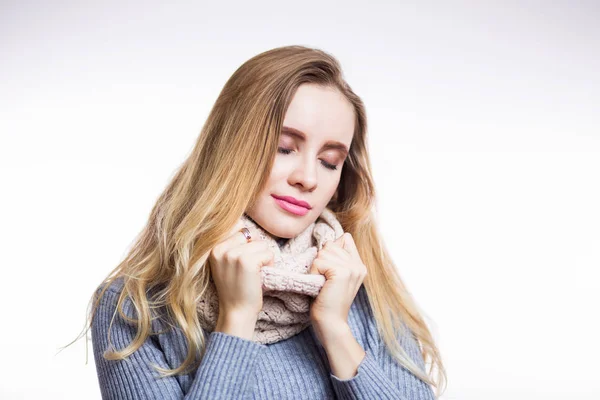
left=63, top=45, right=447, bottom=397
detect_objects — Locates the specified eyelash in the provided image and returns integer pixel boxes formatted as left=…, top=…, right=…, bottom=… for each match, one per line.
left=277, top=147, right=338, bottom=171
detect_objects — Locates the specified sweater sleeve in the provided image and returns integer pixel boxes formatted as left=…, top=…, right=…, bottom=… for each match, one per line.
left=91, top=287, right=266, bottom=400
left=328, top=289, right=436, bottom=400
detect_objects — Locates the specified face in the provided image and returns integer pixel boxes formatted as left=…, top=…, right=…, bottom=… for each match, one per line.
left=245, top=83, right=355, bottom=239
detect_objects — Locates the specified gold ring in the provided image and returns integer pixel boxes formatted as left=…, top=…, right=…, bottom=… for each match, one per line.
left=240, top=227, right=251, bottom=242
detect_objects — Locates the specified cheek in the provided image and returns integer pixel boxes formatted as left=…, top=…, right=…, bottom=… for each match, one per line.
left=267, top=159, right=291, bottom=181
left=323, top=177, right=341, bottom=198
left=258, top=162, right=286, bottom=194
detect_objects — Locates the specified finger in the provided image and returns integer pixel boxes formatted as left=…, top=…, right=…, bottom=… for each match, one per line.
left=323, top=236, right=352, bottom=260
left=242, top=246, right=275, bottom=269
left=334, top=234, right=345, bottom=246
left=228, top=219, right=246, bottom=237
left=341, top=233, right=361, bottom=259
left=229, top=239, right=271, bottom=259
left=309, top=258, right=329, bottom=276
left=222, top=223, right=261, bottom=253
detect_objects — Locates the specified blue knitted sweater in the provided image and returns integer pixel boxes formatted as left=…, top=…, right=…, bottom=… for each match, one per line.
left=91, top=277, right=435, bottom=399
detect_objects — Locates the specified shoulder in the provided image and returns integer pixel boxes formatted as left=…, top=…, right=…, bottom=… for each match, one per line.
left=92, top=276, right=171, bottom=334
left=92, top=276, right=139, bottom=324
left=95, top=276, right=126, bottom=297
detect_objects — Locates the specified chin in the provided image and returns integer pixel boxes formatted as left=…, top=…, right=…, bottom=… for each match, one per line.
left=265, top=220, right=301, bottom=239
left=252, top=215, right=305, bottom=239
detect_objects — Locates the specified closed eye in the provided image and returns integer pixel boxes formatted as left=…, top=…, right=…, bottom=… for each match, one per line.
left=277, top=147, right=338, bottom=171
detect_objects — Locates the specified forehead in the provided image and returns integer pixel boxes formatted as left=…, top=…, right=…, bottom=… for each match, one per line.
left=282, top=84, right=355, bottom=146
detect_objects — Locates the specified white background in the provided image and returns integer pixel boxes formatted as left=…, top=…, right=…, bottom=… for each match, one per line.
left=1, top=1, right=599, bottom=399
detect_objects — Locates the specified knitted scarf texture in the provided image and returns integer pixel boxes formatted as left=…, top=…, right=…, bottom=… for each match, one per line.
left=197, top=207, right=344, bottom=344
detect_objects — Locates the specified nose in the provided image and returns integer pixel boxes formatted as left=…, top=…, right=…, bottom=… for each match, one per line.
left=288, top=153, right=318, bottom=191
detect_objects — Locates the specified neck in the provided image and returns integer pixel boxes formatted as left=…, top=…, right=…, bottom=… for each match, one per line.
left=276, top=237, right=289, bottom=247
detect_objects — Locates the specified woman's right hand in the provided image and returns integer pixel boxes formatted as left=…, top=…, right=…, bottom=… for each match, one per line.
left=208, top=219, right=274, bottom=327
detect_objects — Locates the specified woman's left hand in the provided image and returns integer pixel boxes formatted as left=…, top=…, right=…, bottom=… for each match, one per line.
left=308, top=232, right=368, bottom=341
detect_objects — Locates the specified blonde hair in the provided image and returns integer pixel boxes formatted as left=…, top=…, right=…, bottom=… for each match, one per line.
left=63, top=45, right=447, bottom=398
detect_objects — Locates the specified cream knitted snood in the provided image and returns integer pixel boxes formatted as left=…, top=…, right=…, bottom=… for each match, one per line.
left=197, top=207, right=344, bottom=344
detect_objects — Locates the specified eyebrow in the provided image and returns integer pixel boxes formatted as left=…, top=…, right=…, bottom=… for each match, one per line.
left=281, top=125, right=349, bottom=157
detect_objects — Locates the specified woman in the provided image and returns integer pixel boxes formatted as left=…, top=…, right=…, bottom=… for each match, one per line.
left=83, top=45, right=446, bottom=399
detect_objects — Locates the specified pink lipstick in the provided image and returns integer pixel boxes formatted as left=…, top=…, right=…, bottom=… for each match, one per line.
left=271, top=194, right=311, bottom=216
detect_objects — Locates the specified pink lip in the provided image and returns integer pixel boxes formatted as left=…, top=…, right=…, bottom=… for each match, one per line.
left=271, top=194, right=311, bottom=216
left=271, top=194, right=312, bottom=209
